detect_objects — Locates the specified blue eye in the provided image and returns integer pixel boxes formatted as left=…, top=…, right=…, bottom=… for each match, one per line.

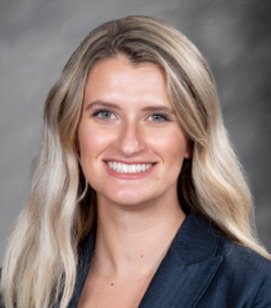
left=93, top=109, right=115, bottom=120
left=149, top=113, right=170, bottom=122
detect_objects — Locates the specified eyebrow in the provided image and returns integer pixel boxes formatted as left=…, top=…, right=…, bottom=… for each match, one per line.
left=85, top=100, right=121, bottom=111
left=85, top=100, right=176, bottom=115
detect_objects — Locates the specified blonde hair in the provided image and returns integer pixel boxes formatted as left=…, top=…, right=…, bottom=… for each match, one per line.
left=1, top=15, right=270, bottom=308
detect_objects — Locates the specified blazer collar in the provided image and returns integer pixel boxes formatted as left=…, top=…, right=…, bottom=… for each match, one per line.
left=168, top=211, right=222, bottom=264
left=68, top=212, right=223, bottom=308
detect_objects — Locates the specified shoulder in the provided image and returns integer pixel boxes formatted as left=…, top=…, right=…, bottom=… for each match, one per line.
left=207, top=225, right=271, bottom=305
left=223, top=236, right=271, bottom=276
left=187, top=212, right=271, bottom=277
left=221, top=236, right=271, bottom=276
left=180, top=213, right=271, bottom=305
left=218, top=233, right=271, bottom=280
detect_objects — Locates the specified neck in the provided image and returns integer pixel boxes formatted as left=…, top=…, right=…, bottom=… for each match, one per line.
left=91, top=196, right=186, bottom=278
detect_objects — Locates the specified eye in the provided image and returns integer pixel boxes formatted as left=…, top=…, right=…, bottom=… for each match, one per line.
left=149, top=113, right=170, bottom=122
left=92, top=109, right=116, bottom=120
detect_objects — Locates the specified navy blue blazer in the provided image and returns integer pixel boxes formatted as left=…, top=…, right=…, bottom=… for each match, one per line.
left=68, top=212, right=271, bottom=307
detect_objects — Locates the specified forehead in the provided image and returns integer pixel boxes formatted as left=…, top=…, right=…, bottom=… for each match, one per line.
left=87, top=54, right=165, bottom=83
left=84, top=54, right=171, bottom=107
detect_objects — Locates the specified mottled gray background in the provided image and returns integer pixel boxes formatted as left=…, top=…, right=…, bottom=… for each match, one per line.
left=0, top=0, right=270, bottom=263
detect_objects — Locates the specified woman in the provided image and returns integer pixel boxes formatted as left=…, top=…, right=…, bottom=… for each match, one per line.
left=1, top=15, right=271, bottom=307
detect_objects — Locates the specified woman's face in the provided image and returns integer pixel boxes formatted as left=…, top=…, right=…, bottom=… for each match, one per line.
left=78, top=54, right=191, bottom=208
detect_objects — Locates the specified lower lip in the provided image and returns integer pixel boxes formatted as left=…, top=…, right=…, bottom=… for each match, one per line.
left=104, top=162, right=156, bottom=179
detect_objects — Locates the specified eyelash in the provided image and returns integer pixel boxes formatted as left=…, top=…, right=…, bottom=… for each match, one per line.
left=91, top=109, right=171, bottom=122
left=149, top=113, right=171, bottom=122
left=92, top=109, right=115, bottom=120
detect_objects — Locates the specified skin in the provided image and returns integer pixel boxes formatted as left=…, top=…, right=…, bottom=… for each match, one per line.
left=77, top=54, right=191, bottom=307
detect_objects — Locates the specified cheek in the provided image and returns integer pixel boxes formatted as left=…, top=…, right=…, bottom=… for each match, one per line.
left=78, top=123, right=115, bottom=163
left=151, top=130, right=189, bottom=161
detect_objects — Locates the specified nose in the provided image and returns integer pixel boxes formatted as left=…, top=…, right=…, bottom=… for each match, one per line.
left=117, top=120, right=146, bottom=156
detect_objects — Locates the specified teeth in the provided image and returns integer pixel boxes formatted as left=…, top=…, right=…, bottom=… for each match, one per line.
left=107, top=161, right=152, bottom=174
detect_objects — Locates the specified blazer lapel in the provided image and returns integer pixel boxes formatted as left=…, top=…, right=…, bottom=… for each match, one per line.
left=139, top=213, right=223, bottom=308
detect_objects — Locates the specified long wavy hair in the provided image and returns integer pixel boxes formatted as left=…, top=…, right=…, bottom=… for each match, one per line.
left=1, top=15, right=270, bottom=308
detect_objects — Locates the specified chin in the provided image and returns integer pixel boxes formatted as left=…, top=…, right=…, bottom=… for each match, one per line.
left=101, top=191, right=154, bottom=208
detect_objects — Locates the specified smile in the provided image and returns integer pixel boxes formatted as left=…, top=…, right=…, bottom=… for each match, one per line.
left=107, top=161, right=153, bottom=174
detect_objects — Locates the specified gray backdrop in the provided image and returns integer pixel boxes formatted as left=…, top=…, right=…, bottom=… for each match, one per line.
left=0, top=0, right=270, bottom=263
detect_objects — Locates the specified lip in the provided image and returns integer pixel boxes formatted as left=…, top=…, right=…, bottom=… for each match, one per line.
left=103, top=160, right=157, bottom=179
